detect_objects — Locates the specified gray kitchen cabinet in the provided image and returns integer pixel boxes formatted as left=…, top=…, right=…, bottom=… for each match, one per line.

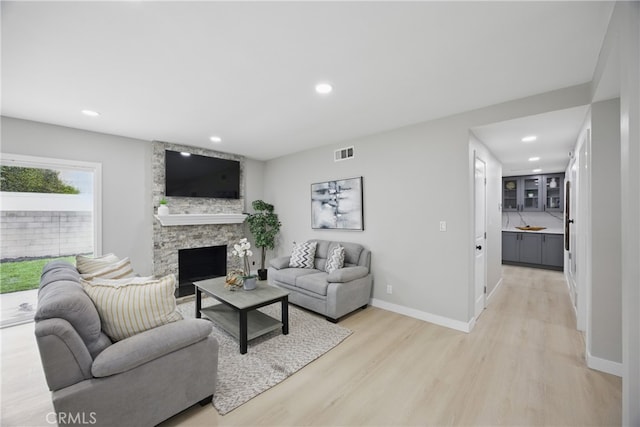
left=502, top=176, right=542, bottom=212
left=542, top=174, right=564, bottom=212
left=541, top=234, right=564, bottom=267
left=502, top=231, right=563, bottom=270
left=519, top=233, right=543, bottom=264
left=502, top=232, right=519, bottom=263
left=503, top=173, right=565, bottom=212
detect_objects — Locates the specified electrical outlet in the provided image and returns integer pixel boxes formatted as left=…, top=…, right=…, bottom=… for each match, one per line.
left=386, top=285, right=393, bottom=294
left=439, top=221, right=447, bottom=232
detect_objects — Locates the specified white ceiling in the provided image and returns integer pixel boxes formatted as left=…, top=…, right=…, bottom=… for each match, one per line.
left=472, top=105, right=590, bottom=176
left=1, top=1, right=613, bottom=161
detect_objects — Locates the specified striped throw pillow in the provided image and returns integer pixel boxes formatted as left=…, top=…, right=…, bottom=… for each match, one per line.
left=81, top=274, right=182, bottom=342
left=325, top=245, right=345, bottom=274
left=80, top=257, right=135, bottom=280
left=76, top=253, right=120, bottom=275
left=289, top=241, right=317, bottom=269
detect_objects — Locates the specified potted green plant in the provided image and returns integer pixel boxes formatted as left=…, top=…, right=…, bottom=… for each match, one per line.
left=246, top=200, right=281, bottom=280
left=158, top=198, right=169, bottom=216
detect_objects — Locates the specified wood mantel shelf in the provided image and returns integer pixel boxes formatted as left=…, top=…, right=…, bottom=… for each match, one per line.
left=154, top=213, right=247, bottom=226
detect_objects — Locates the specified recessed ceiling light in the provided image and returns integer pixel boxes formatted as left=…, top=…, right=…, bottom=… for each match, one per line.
left=315, top=83, right=333, bottom=95
left=522, top=135, right=537, bottom=142
left=532, top=168, right=542, bottom=173
left=81, top=109, right=100, bottom=117
left=528, top=157, right=540, bottom=162
left=180, top=152, right=191, bottom=157
left=210, top=136, right=222, bottom=143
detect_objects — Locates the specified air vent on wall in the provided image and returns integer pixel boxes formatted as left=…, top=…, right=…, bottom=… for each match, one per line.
left=334, top=146, right=354, bottom=162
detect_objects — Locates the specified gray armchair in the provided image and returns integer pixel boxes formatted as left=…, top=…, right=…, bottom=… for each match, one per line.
left=34, top=261, right=219, bottom=427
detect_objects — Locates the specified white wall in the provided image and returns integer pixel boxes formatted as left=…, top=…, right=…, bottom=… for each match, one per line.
left=611, top=3, right=640, bottom=424
left=1, top=116, right=154, bottom=274
left=243, top=158, right=266, bottom=214
left=589, top=98, right=622, bottom=370
left=263, top=84, right=591, bottom=330
left=589, top=2, right=639, bottom=423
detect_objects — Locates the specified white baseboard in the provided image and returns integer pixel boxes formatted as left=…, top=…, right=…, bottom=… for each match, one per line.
left=586, top=350, right=623, bottom=377
left=370, top=298, right=472, bottom=333
left=486, top=277, right=503, bottom=304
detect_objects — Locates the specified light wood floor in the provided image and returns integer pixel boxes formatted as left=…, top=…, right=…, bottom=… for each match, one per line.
left=1, top=266, right=621, bottom=426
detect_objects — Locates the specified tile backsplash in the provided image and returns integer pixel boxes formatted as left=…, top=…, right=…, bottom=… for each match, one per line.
left=502, top=211, right=564, bottom=230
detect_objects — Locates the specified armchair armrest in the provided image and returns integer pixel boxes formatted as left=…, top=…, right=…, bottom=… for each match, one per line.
left=92, top=319, right=213, bottom=377
left=269, top=256, right=291, bottom=270
left=327, top=266, right=369, bottom=283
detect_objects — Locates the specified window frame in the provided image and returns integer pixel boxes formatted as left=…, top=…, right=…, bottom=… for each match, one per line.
left=0, top=153, right=103, bottom=256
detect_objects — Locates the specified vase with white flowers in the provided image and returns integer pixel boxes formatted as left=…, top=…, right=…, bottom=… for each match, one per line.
left=232, top=238, right=257, bottom=290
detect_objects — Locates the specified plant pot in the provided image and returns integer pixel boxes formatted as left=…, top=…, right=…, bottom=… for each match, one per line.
left=243, top=276, right=257, bottom=291
left=157, top=205, right=169, bottom=216
left=258, top=269, right=268, bottom=281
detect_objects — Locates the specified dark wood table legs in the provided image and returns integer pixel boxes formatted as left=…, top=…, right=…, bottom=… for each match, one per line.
left=282, top=296, right=289, bottom=335
left=239, top=309, right=248, bottom=354
left=195, top=287, right=202, bottom=319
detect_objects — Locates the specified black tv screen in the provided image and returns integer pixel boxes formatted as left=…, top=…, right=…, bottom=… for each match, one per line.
left=165, top=150, right=240, bottom=199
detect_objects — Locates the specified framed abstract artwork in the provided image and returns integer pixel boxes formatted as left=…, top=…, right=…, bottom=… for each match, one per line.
left=311, top=176, right=364, bottom=230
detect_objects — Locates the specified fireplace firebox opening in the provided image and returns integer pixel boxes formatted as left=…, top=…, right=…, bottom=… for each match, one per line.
left=177, top=245, right=227, bottom=297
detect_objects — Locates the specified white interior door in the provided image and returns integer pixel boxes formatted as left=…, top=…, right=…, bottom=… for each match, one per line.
left=474, top=156, right=487, bottom=319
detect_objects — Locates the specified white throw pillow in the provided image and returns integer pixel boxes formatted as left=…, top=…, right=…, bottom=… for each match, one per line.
left=76, top=253, right=120, bottom=275
left=289, top=241, right=317, bottom=269
left=80, top=257, right=135, bottom=280
left=325, top=245, right=345, bottom=274
left=81, top=274, right=182, bottom=342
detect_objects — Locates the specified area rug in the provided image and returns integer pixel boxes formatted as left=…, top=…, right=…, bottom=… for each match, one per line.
left=177, top=299, right=352, bottom=415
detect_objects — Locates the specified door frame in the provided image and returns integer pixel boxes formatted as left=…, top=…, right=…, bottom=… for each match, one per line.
left=473, top=154, right=487, bottom=319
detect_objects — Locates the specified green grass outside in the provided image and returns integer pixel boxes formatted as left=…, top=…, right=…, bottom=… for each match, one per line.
left=0, top=256, right=75, bottom=294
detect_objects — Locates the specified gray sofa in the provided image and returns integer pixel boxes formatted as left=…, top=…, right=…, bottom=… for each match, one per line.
left=34, top=261, right=219, bottom=427
left=267, top=239, right=372, bottom=322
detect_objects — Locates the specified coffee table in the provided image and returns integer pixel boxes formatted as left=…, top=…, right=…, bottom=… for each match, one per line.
left=193, top=276, right=289, bottom=354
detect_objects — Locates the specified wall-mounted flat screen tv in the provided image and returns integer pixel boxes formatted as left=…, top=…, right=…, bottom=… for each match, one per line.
left=165, top=150, right=240, bottom=199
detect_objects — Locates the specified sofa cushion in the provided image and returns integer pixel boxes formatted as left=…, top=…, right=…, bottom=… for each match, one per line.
left=325, top=245, right=345, bottom=273
left=35, top=279, right=108, bottom=358
left=289, top=241, right=317, bottom=269
left=270, top=267, right=318, bottom=287
left=80, top=257, right=135, bottom=280
left=327, top=266, right=370, bottom=283
left=40, top=262, right=81, bottom=289
left=296, top=272, right=330, bottom=296
left=76, top=253, right=120, bottom=275
left=92, top=319, right=212, bottom=377
left=81, top=274, right=182, bottom=342
left=341, top=242, right=365, bottom=267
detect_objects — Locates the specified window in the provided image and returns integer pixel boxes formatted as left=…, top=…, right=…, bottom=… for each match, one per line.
left=0, top=153, right=101, bottom=326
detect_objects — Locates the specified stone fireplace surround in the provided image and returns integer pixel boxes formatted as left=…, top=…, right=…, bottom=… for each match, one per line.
left=151, top=141, right=247, bottom=284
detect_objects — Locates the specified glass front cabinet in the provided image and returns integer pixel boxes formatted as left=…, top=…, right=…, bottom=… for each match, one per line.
left=502, top=173, right=564, bottom=212
left=502, top=175, right=542, bottom=212
left=502, top=178, right=520, bottom=211
left=543, top=174, right=564, bottom=212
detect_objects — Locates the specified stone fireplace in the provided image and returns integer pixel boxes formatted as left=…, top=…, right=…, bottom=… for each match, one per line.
left=176, top=245, right=227, bottom=297
left=151, top=141, right=247, bottom=291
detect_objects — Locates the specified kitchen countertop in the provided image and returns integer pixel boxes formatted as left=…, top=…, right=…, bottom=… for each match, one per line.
left=502, top=212, right=564, bottom=235
left=502, top=226, right=564, bottom=234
